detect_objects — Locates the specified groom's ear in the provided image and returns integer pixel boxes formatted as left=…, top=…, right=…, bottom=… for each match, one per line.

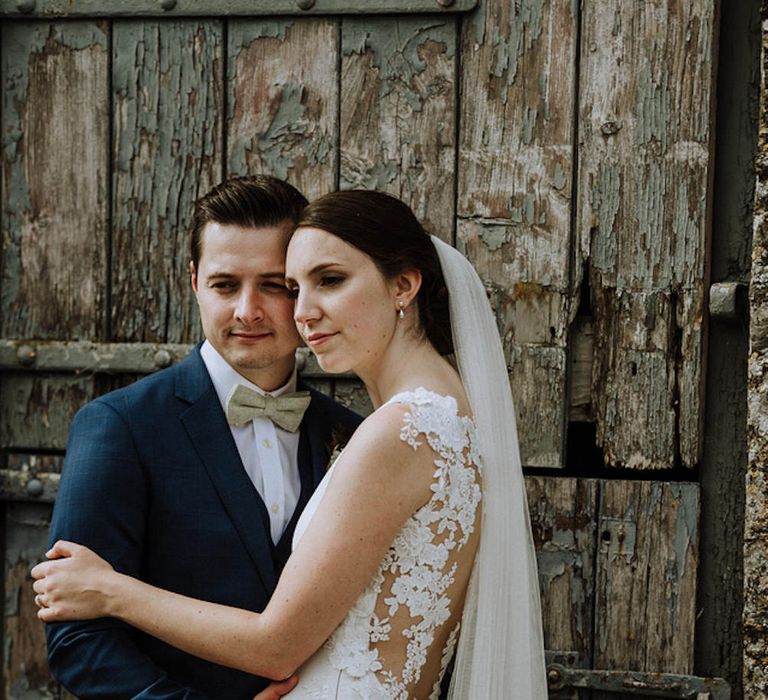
left=394, top=269, right=422, bottom=305
left=189, top=260, right=199, bottom=292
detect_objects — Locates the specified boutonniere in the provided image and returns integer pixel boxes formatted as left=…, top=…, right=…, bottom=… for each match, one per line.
left=326, top=425, right=353, bottom=471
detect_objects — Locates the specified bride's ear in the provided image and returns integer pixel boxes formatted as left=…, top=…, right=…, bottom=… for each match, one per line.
left=393, top=269, right=422, bottom=307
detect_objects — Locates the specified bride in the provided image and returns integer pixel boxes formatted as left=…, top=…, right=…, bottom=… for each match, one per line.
left=31, top=191, right=547, bottom=699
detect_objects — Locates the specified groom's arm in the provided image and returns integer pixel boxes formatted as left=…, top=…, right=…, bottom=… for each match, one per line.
left=46, top=399, right=210, bottom=700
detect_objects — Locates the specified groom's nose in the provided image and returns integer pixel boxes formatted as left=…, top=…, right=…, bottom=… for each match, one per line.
left=234, top=289, right=265, bottom=324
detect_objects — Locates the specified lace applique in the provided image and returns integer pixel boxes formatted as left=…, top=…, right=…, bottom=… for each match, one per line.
left=325, top=388, right=482, bottom=699
left=430, top=622, right=460, bottom=700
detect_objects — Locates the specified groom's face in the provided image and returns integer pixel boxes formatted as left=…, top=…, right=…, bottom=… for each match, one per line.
left=191, top=221, right=301, bottom=391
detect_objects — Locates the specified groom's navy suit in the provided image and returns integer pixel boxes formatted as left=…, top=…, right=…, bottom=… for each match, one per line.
left=46, top=345, right=361, bottom=699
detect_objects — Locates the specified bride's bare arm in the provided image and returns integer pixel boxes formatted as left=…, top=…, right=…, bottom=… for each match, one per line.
left=31, top=404, right=435, bottom=680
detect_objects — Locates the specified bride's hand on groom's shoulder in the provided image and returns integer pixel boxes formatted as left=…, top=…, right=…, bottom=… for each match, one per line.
left=30, top=540, right=117, bottom=622
left=253, top=675, right=299, bottom=699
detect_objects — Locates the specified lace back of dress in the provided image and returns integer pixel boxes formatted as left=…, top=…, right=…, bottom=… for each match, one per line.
left=367, top=390, right=482, bottom=700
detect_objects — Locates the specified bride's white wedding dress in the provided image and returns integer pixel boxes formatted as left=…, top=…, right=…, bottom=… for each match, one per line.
left=289, top=388, right=482, bottom=700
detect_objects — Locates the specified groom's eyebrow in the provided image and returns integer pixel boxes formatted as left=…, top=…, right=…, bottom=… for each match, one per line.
left=206, top=271, right=286, bottom=279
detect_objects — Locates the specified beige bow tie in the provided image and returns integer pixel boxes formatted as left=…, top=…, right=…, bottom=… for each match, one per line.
left=225, top=384, right=311, bottom=433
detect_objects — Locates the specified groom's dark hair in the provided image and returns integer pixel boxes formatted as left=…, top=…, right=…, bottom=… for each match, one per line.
left=190, top=175, right=307, bottom=269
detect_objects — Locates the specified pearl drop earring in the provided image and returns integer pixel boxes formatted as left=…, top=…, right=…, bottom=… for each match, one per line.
left=398, top=300, right=405, bottom=319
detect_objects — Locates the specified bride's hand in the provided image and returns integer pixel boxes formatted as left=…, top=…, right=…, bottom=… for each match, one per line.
left=30, top=540, right=118, bottom=622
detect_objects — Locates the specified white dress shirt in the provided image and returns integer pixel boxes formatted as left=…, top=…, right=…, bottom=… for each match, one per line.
left=200, top=340, right=301, bottom=545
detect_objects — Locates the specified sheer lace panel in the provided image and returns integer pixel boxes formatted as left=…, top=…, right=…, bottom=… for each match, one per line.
left=324, top=389, right=482, bottom=700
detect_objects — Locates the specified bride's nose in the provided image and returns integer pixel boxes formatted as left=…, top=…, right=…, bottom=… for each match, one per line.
left=293, top=289, right=321, bottom=325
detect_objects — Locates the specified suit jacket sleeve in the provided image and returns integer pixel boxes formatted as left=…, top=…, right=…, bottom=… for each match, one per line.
left=46, top=399, right=210, bottom=700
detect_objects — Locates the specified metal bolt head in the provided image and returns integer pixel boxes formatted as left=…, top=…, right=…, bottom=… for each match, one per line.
left=437, top=0, right=456, bottom=6
left=154, top=349, right=173, bottom=369
left=26, top=478, right=44, bottom=498
left=600, top=120, right=622, bottom=135
left=16, top=0, right=35, bottom=13
left=296, top=0, right=315, bottom=9
left=17, top=344, right=36, bottom=367
left=160, top=0, right=177, bottom=10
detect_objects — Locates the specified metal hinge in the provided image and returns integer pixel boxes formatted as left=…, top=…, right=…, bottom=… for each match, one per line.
left=546, top=654, right=730, bottom=699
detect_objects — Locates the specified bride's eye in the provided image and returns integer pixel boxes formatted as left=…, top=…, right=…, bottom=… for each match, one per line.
left=319, top=275, right=344, bottom=287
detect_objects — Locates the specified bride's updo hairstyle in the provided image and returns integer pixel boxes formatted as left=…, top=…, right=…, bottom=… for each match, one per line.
left=297, top=190, right=453, bottom=356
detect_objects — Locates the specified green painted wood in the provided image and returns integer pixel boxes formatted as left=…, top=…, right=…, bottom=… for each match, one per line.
left=578, top=1, right=718, bottom=470
left=340, top=16, right=457, bottom=240
left=1, top=21, right=108, bottom=340
left=227, top=18, right=338, bottom=201
left=111, top=20, right=223, bottom=343
left=1, top=0, right=478, bottom=18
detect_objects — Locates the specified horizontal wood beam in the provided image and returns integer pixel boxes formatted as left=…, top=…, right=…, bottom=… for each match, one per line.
left=2, top=0, right=476, bottom=18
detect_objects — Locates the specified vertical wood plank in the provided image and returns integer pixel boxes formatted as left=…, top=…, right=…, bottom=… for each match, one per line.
left=1, top=22, right=108, bottom=341
left=526, top=476, right=597, bottom=664
left=340, top=16, right=456, bottom=240
left=111, top=20, right=224, bottom=343
left=457, top=0, right=577, bottom=468
left=3, top=502, right=55, bottom=699
left=578, top=0, right=717, bottom=469
left=228, top=19, right=338, bottom=201
left=594, top=480, right=699, bottom=675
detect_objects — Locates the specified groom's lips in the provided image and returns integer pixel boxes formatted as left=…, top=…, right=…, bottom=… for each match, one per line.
left=230, top=330, right=272, bottom=343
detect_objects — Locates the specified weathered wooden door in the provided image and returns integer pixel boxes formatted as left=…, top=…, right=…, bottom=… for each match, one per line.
left=0, top=0, right=752, bottom=698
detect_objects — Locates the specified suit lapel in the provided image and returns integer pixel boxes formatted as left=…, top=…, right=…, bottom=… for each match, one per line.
left=177, top=350, right=277, bottom=592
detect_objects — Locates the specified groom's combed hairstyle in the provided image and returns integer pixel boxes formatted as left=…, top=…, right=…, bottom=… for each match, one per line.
left=298, top=190, right=454, bottom=356
left=190, top=175, right=308, bottom=269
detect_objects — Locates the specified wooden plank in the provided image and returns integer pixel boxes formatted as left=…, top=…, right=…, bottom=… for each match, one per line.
left=3, top=502, right=56, bottom=699
left=340, top=16, right=456, bottom=240
left=578, top=0, right=717, bottom=469
left=0, top=374, right=94, bottom=450
left=228, top=19, right=338, bottom=201
left=526, top=476, right=597, bottom=664
left=0, top=0, right=479, bottom=17
left=594, top=480, right=699, bottom=676
left=112, top=20, right=223, bottom=343
left=457, top=0, right=577, bottom=468
left=1, top=21, right=108, bottom=341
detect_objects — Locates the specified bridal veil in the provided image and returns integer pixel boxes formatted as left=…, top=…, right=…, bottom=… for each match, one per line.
left=430, top=236, right=547, bottom=699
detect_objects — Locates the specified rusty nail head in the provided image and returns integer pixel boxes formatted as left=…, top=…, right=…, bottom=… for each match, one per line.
left=546, top=666, right=562, bottom=685
left=16, top=0, right=35, bottom=12
left=600, top=120, right=622, bottom=135
left=26, top=478, right=44, bottom=498
left=17, top=344, right=37, bottom=366
left=154, top=349, right=173, bottom=369
left=437, top=0, right=456, bottom=6
left=160, top=0, right=177, bottom=10
left=296, top=0, right=315, bottom=9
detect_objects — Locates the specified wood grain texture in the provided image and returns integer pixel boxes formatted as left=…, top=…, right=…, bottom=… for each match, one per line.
left=228, top=19, right=338, bottom=201
left=340, top=16, right=456, bottom=239
left=456, top=0, right=577, bottom=468
left=1, top=22, right=108, bottom=340
left=526, top=476, right=597, bottom=662
left=3, top=502, right=56, bottom=699
left=111, top=20, right=223, bottom=343
left=578, top=1, right=716, bottom=469
left=594, top=480, right=699, bottom=675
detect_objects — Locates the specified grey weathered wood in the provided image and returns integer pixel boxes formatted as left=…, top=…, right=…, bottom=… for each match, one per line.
left=3, top=502, right=55, bottom=699
left=228, top=19, right=338, bottom=201
left=0, top=374, right=94, bottom=450
left=578, top=1, right=717, bottom=470
left=526, top=476, right=597, bottom=663
left=333, top=379, right=373, bottom=416
left=457, top=0, right=577, bottom=468
left=1, top=0, right=478, bottom=18
left=1, top=21, right=108, bottom=341
left=594, top=480, right=699, bottom=675
left=112, top=20, right=223, bottom=343
left=340, top=16, right=457, bottom=239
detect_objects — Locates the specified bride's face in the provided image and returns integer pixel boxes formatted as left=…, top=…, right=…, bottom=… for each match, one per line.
left=286, top=226, right=400, bottom=374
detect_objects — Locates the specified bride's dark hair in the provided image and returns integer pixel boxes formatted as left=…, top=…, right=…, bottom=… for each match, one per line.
left=297, top=190, right=453, bottom=356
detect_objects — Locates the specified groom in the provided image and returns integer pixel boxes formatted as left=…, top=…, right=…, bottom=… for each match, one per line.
left=45, top=175, right=362, bottom=699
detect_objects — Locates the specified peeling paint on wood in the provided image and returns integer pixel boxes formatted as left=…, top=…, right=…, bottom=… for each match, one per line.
left=227, top=19, right=338, bottom=201
left=340, top=17, right=456, bottom=239
left=112, top=20, right=223, bottom=343
left=1, top=21, right=108, bottom=340
left=594, top=480, right=699, bottom=675
left=578, top=1, right=716, bottom=470
left=526, top=476, right=597, bottom=660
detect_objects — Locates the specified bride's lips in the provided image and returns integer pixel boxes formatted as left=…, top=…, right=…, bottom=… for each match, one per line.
left=306, top=332, right=338, bottom=347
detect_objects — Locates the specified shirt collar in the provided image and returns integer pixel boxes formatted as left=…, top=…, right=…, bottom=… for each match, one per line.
left=200, top=340, right=298, bottom=411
